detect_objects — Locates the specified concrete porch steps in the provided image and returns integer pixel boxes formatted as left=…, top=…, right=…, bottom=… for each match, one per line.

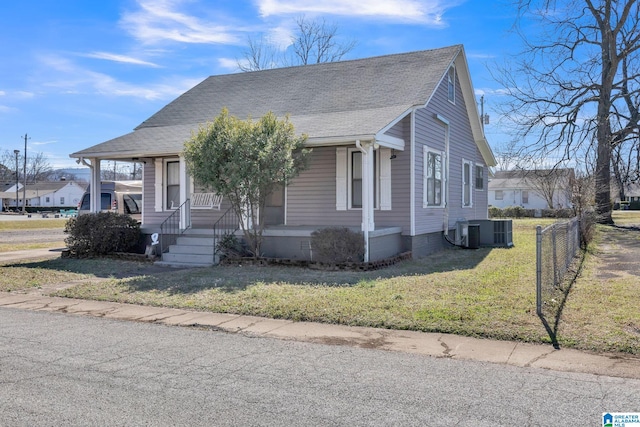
left=155, top=228, right=219, bottom=268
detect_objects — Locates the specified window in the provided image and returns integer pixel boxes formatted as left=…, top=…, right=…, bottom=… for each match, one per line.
left=522, top=190, right=529, bottom=204
left=166, top=160, right=180, bottom=209
left=350, top=149, right=377, bottom=209
left=336, top=147, right=391, bottom=211
left=475, top=165, right=484, bottom=190
left=424, top=147, right=444, bottom=207
left=45, top=196, right=50, bottom=203
left=462, top=160, right=472, bottom=207
left=60, top=197, right=65, bottom=205
left=495, top=190, right=504, bottom=200
left=447, top=67, right=455, bottom=103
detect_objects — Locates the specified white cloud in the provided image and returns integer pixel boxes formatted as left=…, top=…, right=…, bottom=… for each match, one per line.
left=121, top=0, right=241, bottom=45
left=256, top=0, right=456, bottom=25
left=38, top=54, right=199, bottom=101
left=0, top=91, right=5, bottom=96
left=84, top=52, right=161, bottom=68
left=218, top=57, right=241, bottom=71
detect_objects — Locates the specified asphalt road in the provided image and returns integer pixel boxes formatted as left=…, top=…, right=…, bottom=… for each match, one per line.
left=1, top=308, right=638, bottom=426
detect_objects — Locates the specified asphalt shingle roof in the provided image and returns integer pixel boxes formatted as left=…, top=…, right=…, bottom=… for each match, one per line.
left=71, top=45, right=461, bottom=158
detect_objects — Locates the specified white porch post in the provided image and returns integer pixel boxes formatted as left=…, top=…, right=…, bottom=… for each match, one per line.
left=179, top=156, right=190, bottom=229
left=89, top=158, right=101, bottom=213
left=356, top=140, right=375, bottom=262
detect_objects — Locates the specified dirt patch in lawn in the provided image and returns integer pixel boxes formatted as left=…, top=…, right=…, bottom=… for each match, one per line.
left=595, top=224, right=640, bottom=279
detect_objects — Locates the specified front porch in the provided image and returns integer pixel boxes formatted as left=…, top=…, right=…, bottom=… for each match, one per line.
left=145, top=219, right=404, bottom=267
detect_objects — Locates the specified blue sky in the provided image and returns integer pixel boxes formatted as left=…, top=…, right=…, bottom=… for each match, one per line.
left=0, top=0, right=520, bottom=169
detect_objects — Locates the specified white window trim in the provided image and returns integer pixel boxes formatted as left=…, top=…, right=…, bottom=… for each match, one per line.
left=347, top=147, right=379, bottom=210
left=462, top=158, right=473, bottom=208
left=336, top=147, right=391, bottom=211
left=162, top=157, right=182, bottom=211
left=423, top=145, right=445, bottom=208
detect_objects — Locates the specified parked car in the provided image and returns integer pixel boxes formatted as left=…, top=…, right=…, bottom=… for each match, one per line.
left=78, top=181, right=142, bottom=221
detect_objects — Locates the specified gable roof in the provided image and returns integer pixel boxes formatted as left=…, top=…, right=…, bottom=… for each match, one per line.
left=71, top=45, right=494, bottom=165
left=489, top=169, right=575, bottom=189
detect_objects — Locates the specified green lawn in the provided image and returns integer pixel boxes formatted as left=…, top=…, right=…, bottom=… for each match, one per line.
left=4, top=213, right=639, bottom=354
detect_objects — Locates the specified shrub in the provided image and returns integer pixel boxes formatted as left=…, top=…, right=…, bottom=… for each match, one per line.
left=311, top=227, right=365, bottom=263
left=503, top=205, right=527, bottom=218
left=630, top=201, right=640, bottom=210
left=488, top=206, right=503, bottom=218
left=216, top=234, right=250, bottom=259
left=579, top=210, right=597, bottom=249
left=64, top=212, right=141, bottom=257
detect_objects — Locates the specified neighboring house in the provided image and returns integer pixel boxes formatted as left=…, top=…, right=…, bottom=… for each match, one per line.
left=488, top=169, right=574, bottom=209
left=70, top=45, right=497, bottom=265
left=0, top=181, right=87, bottom=210
left=619, top=182, right=640, bottom=204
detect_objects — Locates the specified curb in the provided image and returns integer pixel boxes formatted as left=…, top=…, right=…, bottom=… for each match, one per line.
left=1, top=292, right=640, bottom=380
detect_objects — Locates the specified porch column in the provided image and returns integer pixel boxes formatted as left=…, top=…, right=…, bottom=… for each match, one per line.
left=179, top=156, right=190, bottom=229
left=356, top=140, right=375, bottom=262
left=89, top=158, right=101, bottom=213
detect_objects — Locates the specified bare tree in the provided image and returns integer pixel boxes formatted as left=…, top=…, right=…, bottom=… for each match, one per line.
left=237, top=35, right=279, bottom=72
left=238, top=15, right=356, bottom=71
left=0, top=150, right=54, bottom=183
left=495, top=0, right=640, bottom=224
left=525, top=168, right=575, bottom=209
left=100, top=161, right=141, bottom=181
left=25, top=152, right=54, bottom=183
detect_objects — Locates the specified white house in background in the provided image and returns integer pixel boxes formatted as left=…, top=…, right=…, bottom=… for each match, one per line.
left=0, top=181, right=87, bottom=210
left=488, top=169, right=574, bottom=210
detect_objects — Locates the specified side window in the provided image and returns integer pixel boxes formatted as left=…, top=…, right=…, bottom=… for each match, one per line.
left=475, top=165, right=484, bottom=190
left=60, top=197, right=65, bottom=205
left=447, top=67, right=455, bottom=103
left=424, top=147, right=444, bottom=207
left=522, top=190, right=529, bottom=204
left=166, top=160, right=180, bottom=209
left=495, top=190, right=504, bottom=200
left=463, top=160, right=472, bottom=207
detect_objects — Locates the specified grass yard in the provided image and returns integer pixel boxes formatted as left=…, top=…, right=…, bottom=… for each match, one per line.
left=4, top=212, right=639, bottom=354
left=0, top=219, right=68, bottom=252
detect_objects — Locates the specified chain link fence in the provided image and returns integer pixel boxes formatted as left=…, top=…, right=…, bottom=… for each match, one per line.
left=536, top=216, right=581, bottom=316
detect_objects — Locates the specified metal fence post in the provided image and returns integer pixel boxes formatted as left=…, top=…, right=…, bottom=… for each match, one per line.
left=536, top=225, right=542, bottom=316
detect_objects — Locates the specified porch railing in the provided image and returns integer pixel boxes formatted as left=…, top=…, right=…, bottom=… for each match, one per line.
left=212, top=206, right=240, bottom=262
left=159, top=199, right=191, bottom=255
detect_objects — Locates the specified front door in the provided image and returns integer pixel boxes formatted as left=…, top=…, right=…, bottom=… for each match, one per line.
left=263, top=185, right=284, bottom=226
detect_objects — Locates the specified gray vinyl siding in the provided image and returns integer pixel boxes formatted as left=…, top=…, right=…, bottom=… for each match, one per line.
left=414, top=66, right=489, bottom=235
left=376, top=115, right=411, bottom=232
left=141, top=157, right=231, bottom=228
left=287, top=147, right=361, bottom=227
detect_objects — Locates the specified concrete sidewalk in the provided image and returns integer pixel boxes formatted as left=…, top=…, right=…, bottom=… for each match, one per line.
left=0, top=248, right=65, bottom=264
left=1, top=291, right=639, bottom=380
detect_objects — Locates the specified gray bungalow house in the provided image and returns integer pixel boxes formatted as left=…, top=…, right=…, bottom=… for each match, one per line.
left=70, top=45, right=497, bottom=266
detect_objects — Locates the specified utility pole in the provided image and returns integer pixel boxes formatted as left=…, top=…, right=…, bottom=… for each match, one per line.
left=21, top=134, right=29, bottom=214
left=479, top=95, right=490, bottom=132
left=13, top=149, right=19, bottom=212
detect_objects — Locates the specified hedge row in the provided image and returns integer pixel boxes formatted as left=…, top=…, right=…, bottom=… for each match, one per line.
left=489, top=206, right=575, bottom=219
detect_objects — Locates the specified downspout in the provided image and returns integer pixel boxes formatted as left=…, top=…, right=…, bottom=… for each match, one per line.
left=435, top=115, right=450, bottom=233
